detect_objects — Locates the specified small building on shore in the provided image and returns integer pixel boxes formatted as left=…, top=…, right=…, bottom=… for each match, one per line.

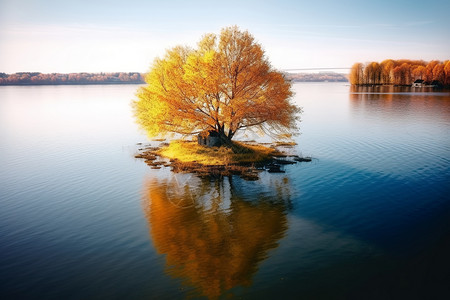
left=412, top=79, right=424, bottom=87
left=197, top=130, right=221, bottom=147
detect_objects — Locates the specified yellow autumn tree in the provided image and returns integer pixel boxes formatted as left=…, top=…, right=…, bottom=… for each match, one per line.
left=133, top=26, right=300, bottom=145
left=444, top=60, right=450, bottom=86
left=349, top=63, right=364, bottom=85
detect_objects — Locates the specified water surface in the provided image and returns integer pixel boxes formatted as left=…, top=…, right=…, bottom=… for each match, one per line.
left=1, top=83, right=449, bottom=299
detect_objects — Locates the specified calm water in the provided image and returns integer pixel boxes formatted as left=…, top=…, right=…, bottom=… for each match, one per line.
left=1, top=83, right=449, bottom=299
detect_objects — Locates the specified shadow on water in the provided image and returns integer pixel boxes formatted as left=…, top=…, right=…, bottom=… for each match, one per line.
left=141, top=175, right=292, bottom=299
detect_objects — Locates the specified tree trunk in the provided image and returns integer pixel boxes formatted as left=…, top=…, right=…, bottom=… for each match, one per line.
left=218, top=131, right=233, bottom=147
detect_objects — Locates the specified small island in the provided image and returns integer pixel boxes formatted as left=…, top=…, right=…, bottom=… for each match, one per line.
left=135, top=139, right=310, bottom=180
left=132, top=26, right=305, bottom=179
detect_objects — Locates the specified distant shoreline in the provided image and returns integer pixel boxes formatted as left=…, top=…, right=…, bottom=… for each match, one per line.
left=0, top=72, right=144, bottom=86
left=0, top=81, right=145, bottom=86
left=0, top=71, right=348, bottom=86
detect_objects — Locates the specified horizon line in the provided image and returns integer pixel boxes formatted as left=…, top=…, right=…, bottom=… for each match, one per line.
left=282, top=67, right=351, bottom=71
left=2, top=68, right=351, bottom=74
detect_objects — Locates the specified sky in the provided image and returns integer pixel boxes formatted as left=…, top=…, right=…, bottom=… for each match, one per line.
left=1, top=0, right=449, bottom=73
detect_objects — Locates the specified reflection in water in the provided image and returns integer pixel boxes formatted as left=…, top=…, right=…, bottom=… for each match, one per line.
left=347, top=85, right=450, bottom=177
left=142, top=175, right=291, bottom=298
left=349, top=85, right=450, bottom=119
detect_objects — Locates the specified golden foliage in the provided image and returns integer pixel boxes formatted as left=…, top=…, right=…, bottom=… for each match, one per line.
left=349, top=63, right=364, bottom=86
left=133, top=26, right=300, bottom=141
left=445, top=61, right=450, bottom=86
left=349, top=59, right=449, bottom=86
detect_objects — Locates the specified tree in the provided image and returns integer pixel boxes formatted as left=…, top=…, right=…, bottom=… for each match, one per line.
left=444, top=61, right=450, bottom=86
left=432, top=63, right=445, bottom=84
left=364, top=62, right=381, bottom=84
left=133, top=26, right=300, bottom=145
left=424, top=60, right=439, bottom=82
left=380, top=59, right=394, bottom=84
left=412, top=65, right=426, bottom=80
left=349, top=63, right=364, bottom=85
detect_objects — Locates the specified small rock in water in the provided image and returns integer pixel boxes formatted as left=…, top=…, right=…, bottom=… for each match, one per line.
left=294, top=157, right=312, bottom=162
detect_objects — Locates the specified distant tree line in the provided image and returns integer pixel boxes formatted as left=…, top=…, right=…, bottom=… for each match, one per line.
left=0, top=71, right=349, bottom=86
left=349, top=60, right=450, bottom=86
left=0, top=72, right=145, bottom=85
left=286, top=72, right=348, bottom=82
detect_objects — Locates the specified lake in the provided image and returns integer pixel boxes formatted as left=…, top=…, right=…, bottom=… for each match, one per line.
left=1, top=83, right=449, bottom=299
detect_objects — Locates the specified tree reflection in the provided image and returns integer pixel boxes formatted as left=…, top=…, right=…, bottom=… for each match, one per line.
left=142, top=176, right=291, bottom=299
left=349, top=85, right=450, bottom=120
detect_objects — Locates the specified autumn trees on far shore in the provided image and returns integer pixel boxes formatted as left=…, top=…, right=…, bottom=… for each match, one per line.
left=350, top=60, right=450, bottom=86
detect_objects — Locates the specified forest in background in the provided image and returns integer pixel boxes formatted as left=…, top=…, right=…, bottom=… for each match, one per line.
left=0, top=72, right=347, bottom=85
left=350, top=60, right=450, bottom=86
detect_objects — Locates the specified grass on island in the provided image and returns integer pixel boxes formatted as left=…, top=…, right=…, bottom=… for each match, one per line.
left=157, top=140, right=279, bottom=166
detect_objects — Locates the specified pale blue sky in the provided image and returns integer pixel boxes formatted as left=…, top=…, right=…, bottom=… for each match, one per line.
left=1, top=0, right=449, bottom=73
